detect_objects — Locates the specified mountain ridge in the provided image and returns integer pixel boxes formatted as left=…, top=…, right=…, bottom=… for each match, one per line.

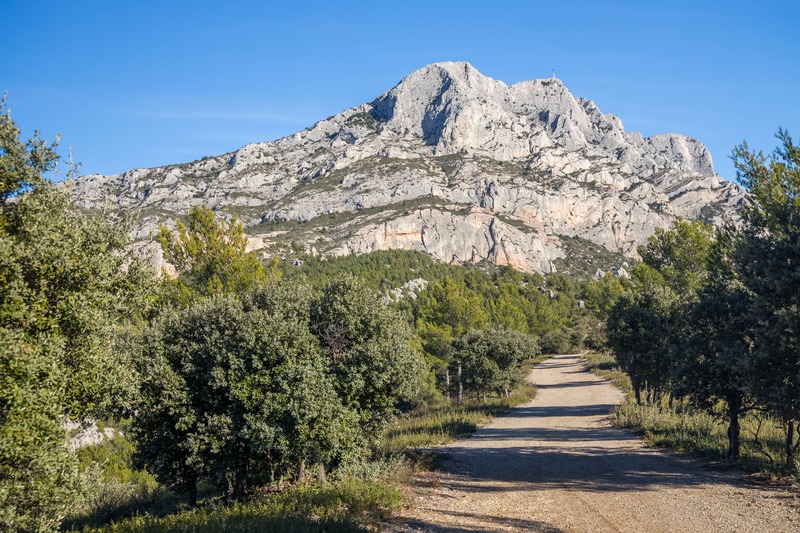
left=69, top=61, right=744, bottom=275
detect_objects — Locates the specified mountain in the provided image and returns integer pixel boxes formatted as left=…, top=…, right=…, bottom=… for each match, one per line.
left=69, top=62, right=744, bottom=275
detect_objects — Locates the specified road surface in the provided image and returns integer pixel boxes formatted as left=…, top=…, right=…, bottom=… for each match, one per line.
left=386, top=354, right=799, bottom=532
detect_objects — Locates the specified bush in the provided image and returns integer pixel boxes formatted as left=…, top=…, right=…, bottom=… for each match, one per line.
left=540, top=328, right=580, bottom=354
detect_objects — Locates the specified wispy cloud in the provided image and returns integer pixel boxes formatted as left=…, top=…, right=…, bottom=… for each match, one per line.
left=138, top=107, right=311, bottom=125
left=120, top=94, right=317, bottom=126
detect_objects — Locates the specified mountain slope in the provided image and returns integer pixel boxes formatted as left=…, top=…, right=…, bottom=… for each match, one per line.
left=69, top=62, right=744, bottom=274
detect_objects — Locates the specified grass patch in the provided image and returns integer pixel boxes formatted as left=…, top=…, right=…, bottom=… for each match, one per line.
left=582, top=351, right=632, bottom=396
left=72, top=479, right=402, bottom=533
left=613, top=403, right=789, bottom=473
left=383, top=384, right=537, bottom=455
left=585, top=352, right=792, bottom=474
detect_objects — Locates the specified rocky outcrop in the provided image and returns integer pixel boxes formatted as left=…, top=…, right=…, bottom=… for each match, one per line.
left=67, top=62, right=744, bottom=274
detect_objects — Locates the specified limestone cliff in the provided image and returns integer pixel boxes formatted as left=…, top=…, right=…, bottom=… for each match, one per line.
left=68, top=62, right=744, bottom=274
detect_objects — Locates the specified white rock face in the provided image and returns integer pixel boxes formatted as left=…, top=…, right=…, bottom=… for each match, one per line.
left=67, top=62, right=744, bottom=274
left=66, top=419, right=119, bottom=451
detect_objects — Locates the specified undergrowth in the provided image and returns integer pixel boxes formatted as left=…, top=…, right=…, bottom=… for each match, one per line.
left=76, top=480, right=402, bottom=533
left=383, top=384, right=537, bottom=454
left=584, top=352, right=792, bottom=475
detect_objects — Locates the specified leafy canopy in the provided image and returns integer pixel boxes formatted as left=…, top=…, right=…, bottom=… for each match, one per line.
left=157, top=205, right=274, bottom=297
left=0, top=98, right=155, bottom=531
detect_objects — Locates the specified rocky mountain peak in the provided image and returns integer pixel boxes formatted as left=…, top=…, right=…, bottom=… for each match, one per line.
left=68, top=62, right=744, bottom=275
left=368, top=62, right=713, bottom=177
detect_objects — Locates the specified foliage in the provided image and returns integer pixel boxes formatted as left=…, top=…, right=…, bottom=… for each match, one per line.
left=613, top=402, right=788, bottom=473
left=588, top=353, right=788, bottom=474
left=77, top=432, right=158, bottom=489
left=581, top=272, right=628, bottom=321
left=157, top=205, right=275, bottom=298
left=674, top=232, right=755, bottom=461
left=637, top=218, right=715, bottom=297
left=281, top=249, right=453, bottom=291
left=733, top=129, right=800, bottom=468
left=606, top=219, right=715, bottom=405
left=0, top=95, right=52, bottom=203
left=606, top=285, right=677, bottom=404
left=66, top=434, right=167, bottom=529
left=132, top=293, right=356, bottom=502
left=132, top=278, right=423, bottom=502
left=452, top=327, right=539, bottom=399
left=601, top=136, right=800, bottom=471
left=312, top=276, right=424, bottom=438
left=0, top=100, right=155, bottom=531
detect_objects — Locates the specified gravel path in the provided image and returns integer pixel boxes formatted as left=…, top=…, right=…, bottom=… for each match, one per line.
left=386, top=354, right=799, bottom=532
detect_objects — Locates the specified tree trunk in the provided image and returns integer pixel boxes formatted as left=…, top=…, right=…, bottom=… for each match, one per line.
left=187, top=475, right=198, bottom=507
left=317, top=463, right=327, bottom=485
left=445, top=368, right=450, bottom=402
left=634, top=385, right=641, bottom=405
left=297, top=457, right=306, bottom=482
left=278, top=474, right=284, bottom=491
left=726, top=396, right=741, bottom=462
left=457, top=360, right=463, bottom=405
left=233, top=464, right=247, bottom=499
left=786, top=419, right=796, bottom=471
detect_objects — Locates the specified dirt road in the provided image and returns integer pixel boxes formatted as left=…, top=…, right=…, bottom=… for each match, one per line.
left=387, top=354, right=799, bottom=532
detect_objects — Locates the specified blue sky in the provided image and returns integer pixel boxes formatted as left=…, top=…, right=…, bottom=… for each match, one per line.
left=3, top=1, right=799, bottom=182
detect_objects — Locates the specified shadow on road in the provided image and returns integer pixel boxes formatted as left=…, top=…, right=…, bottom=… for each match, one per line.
left=389, top=510, right=565, bottom=533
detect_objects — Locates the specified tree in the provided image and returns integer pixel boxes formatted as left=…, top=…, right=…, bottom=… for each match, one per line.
left=607, top=285, right=677, bottom=404
left=312, top=276, right=424, bottom=438
left=675, top=231, right=755, bottom=461
left=133, top=277, right=421, bottom=500
left=733, top=129, right=800, bottom=469
left=606, top=219, right=716, bottom=405
left=638, top=218, right=715, bottom=298
left=0, top=99, right=155, bottom=530
left=415, top=276, right=488, bottom=401
left=582, top=272, right=628, bottom=322
left=453, top=327, right=539, bottom=399
left=157, top=205, right=274, bottom=298
left=132, top=292, right=356, bottom=502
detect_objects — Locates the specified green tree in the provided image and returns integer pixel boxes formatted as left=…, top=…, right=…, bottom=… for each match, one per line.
left=453, top=327, right=539, bottom=399
left=157, top=205, right=274, bottom=298
left=133, top=292, right=355, bottom=503
left=581, top=272, right=628, bottom=322
left=733, top=129, right=800, bottom=469
left=415, top=276, right=488, bottom=401
left=607, top=285, right=677, bottom=404
left=675, top=231, right=755, bottom=461
left=606, top=219, right=716, bottom=404
left=312, top=276, right=424, bottom=438
left=0, top=100, right=155, bottom=530
left=638, top=218, right=715, bottom=298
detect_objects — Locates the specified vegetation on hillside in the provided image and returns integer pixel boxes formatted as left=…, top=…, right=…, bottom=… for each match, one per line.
left=603, top=129, right=800, bottom=471
left=0, top=99, right=581, bottom=529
